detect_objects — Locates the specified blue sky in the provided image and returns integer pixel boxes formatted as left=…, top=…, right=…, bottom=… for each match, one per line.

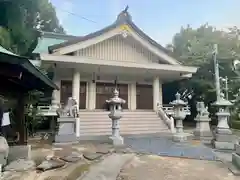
left=50, top=0, right=240, bottom=46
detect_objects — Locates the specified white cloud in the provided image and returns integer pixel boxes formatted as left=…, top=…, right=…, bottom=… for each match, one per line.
left=51, top=0, right=74, bottom=25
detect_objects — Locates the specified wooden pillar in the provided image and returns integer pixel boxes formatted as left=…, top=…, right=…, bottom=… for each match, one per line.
left=16, top=93, right=27, bottom=145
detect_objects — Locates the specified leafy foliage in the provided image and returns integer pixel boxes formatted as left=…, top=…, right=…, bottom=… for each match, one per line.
left=168, top=24, right=240, bottom=120
left=0, top=0, right=65, bottom=55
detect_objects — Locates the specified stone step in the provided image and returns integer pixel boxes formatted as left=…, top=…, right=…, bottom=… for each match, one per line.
left=80, top=115, right=160, bottom=119
left=79, top=111, right=155, bottom=115
left=80, top=117, right=165, bottom=122
left=80, top=120, right=164, bottom=126
left=80, top=128, right=169, bottom=136
left=78, top=110, right=169, bottom=137
left=80, top=124, right=167, bottom=130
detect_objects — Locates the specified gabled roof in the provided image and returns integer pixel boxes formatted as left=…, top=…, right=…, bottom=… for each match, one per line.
left=33, top=31, right=78, bottom=54
left=0, top=45, right=59, bottom=91
left=48, top=9, right=172, bottom=57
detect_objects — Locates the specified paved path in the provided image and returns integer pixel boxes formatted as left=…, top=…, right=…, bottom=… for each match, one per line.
left=80, top=154, right=134, bottom=180
left=117, top=155, right=237, bottom=180
left=125, top=136, right=217, bottom=160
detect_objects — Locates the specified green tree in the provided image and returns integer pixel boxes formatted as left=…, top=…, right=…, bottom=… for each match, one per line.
left=167, top=24, right=240, bottom=121
left=0, top=0, right=64, bottom=55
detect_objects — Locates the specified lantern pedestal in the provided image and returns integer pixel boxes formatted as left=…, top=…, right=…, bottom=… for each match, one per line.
left=212, top=98, right=237, bottom=150
left=194, top=102, right=213, bottom=142
left=106, top=89, right=126, bottom=146
left=170, top=93, right=190, bottom=142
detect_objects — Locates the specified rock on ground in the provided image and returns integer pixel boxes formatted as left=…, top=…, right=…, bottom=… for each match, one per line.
left=117, top=155, right=238, bottom=180
left=36, top=159, right=65, bottom=171
left=81, top=153, right=134, bottom=180
left=4, top=159, right=35, bottom=172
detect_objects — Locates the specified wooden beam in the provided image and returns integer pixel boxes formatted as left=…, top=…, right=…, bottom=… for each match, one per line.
left=16, top=93, right=27, bottom=145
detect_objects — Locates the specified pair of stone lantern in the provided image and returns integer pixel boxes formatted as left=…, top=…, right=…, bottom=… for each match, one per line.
left=106, top=89, right=126, bottom=146
left=170, top=93, right=191, bottom=142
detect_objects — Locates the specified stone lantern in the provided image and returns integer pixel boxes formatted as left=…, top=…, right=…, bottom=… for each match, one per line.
left=193, top=101, right=212, bottom=142
left=170, top=92, right=189, bottom=142
left=106, top=89, right=126, bottom=146
left=212, top=93, right=237, bottom=150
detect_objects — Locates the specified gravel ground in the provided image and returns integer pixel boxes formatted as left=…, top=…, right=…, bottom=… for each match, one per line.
left=117, top=155, right=237, bottom=180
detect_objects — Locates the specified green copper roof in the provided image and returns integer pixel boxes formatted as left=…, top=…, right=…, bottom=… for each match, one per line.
left=33, top=31, right=77, bottom=54
left=0, top=45, right=58, bottom=91
left=0, top=45, right=15, bottom=55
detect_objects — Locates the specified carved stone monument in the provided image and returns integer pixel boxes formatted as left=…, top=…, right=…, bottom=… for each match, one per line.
left=194, top=101, right=212, bottom=142
left=106, top=89, right=126, bottom=146
left=212, top=93, right=237, bottom=150
left=55, top=97, right=79, bottom=144
left=171, top=93, right=190, bottom=142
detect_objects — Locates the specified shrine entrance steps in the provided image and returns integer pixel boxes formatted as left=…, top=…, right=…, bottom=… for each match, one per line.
left=79, top=110, right=170, bottom=140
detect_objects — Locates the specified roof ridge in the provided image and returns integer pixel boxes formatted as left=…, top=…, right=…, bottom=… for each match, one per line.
left=39, top=31, right=79, bottom=38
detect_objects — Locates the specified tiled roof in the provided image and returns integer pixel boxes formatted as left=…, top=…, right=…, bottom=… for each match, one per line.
left=48, top=10, right=171, bottom=55
left=33, top=31, right=77, bottom=54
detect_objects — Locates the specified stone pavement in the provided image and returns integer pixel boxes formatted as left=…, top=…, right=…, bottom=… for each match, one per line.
left=2, top=135, right=240, bottom=180
left=80, top=154, right=134, bottom=180
left=117, top=155, right=237, bottom=180
left=125, top=136, right=217, bottom=161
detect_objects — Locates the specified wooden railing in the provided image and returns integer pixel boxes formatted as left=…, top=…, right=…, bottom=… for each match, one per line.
left=37, top=105, right=58, bottom=116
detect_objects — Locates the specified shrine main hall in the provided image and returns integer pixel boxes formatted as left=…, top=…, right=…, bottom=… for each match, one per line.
left=34, top=9, right=197, bottom=112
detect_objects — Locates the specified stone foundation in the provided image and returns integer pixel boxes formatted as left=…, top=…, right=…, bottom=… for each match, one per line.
left=54, top=117, right=78, bottom=144
left=232, top=144, right=240, bottom=170
left=109, top=136, right=124, bottom=146
left=213, top=129, right=237, bottom=150
left=8, top=145, right=31, bottom=163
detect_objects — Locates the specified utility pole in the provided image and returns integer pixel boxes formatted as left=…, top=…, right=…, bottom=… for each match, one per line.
left=213, top=44, right=221, bottom=101
left=221, top=76, right=228, bottom=100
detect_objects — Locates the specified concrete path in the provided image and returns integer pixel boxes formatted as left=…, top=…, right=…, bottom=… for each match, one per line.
left=117, top=155, right=237, bottom=180
left=79, top=154, right=134, bottom=180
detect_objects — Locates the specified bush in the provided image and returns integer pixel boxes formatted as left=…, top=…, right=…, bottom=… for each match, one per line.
left=231, top=121, right=240, bottom=130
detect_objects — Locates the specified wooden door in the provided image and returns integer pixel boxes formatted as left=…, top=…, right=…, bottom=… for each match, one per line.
left=79, top=82, right=86, bottom=109
left=60, top=80, right=86, bottom=109
left=60, top=80, right=72, bottom=105
left=96, top=82, right=128, bottom=109
left=136, top=84, right=153, bottom=109
left=118, top=84, right=128, bottom=109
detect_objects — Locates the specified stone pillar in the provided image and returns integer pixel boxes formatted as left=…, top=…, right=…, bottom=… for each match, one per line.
left=88, top=81, right=96, bottom=110
left=193, top=102, right=212, bottom=142
left=51, top=69, right=60, bottom=110
left=232, top=144, right=240, bottom=170
left=153, top=76, right=160, bottom=111
left=159, top=82, right=163, bottom=107
left=129, top=82, right=136, bottom=110
left=72, top=69, right=80, bottom=107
